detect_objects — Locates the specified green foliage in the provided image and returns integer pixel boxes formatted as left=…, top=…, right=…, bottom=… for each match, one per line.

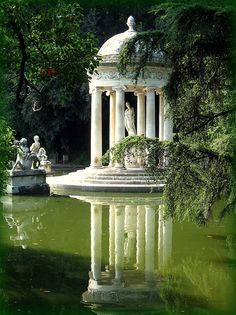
left=0, top=0, right=99, bottom=102
left=0, top=0, right=101, bottom=157
left=6, top=82, right=91, bottom=155
left=0, top=118, right=14, bottom=196
left=163, top=143, right=233, bottom=224
left=117, top=3, right=235, bottom=223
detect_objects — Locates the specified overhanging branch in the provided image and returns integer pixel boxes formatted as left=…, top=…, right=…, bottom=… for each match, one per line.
left=184, top=108, right=235, bottom=136
left=11, top=20, right=28, bottom=103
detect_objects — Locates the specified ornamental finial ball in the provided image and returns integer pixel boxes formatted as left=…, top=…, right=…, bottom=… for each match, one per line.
left=126, top=16, right=135, bottom=31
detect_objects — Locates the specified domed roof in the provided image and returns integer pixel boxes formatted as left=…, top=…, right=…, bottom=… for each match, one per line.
left=98, top=16, right=165, bottom=65
left=98, top=16, right=137, bottom=62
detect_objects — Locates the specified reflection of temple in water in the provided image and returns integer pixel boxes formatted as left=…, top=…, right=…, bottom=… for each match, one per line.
left=71, top=195, right=172, bottom=306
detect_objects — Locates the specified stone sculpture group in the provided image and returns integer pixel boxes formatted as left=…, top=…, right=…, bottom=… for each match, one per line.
left=12, top=135, right=50, bottom=172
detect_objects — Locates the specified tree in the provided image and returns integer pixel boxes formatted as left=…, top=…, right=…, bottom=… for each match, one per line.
left=0, top=0, right=100, bottom=158
left=0, top=118, right=14, bottom=196
left=116, top=3, right=235, bottom=223
left=0, top=0, right=99, bottom=104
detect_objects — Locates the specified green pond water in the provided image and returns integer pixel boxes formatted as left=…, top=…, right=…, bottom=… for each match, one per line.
left=0, top=193, right=235, bottom=315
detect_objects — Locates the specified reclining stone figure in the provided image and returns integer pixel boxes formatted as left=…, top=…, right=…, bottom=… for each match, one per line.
left=11, top=138, right=40, bottom=171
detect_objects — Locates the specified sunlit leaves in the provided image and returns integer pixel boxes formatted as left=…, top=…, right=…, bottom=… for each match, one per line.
left=0, top=0, right=99, bottom=101
left=117, top=3, right=234, bottom=223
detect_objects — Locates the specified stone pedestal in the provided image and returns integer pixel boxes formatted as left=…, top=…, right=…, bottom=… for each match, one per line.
left=7, top=169, right=50, bottom=195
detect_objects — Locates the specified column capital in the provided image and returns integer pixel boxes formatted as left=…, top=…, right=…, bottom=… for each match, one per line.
left=134, top=90, right=145, bottom=96
left=155, top=88, right=163, bottom=95
left=90, top=87, right=103, bottom=94
left=112, top=86, right=126, bottom=92
left=106, top=89, right=114, bottom=96
left=143, top=87, right=156, bottom=93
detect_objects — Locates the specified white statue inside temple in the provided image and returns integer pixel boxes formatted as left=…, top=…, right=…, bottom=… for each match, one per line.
left=124, top=102, right=136, bottom=136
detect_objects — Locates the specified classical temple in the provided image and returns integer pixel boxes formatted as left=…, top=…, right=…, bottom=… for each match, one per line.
left=48, top=16, right=173, bottom=193
left=89, top=16, right=173, bottom=167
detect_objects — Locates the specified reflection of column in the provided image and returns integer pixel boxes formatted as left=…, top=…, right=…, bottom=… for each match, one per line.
left=163, top=216, right=172, bottom=266
left=145, top=206, right=155, bottom=282
left=109, top=92, right=116, bottom=166
left=158, top=205, right=164, bottom=269
left=109, top=205, right=115, bottom=270
left=159, top=92, right=164, bottom=141
left=145, top=87, right=156, bottom=138
left=124, top=205, right=137, bottom=266
left=91, top=88, right=102, bottom=167
left=158, top=204, right=173, bottom=268
left=136, top=205, right=145, bottom=270
left=137, top=92, right=145, bottom=136
left=114, top=205, right=125, bottom=283
left=91, top=204, right=102, bottom=280
left=163, top=95, right=173, bottom=140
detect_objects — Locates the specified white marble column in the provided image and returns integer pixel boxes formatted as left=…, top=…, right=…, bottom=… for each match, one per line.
left=114, top=87, right=125, bottom=143
left=163, top=95, right=173, bottom=141
left=145, top=87, right=156, bottom=139
left=113, top=87, right=125, bottom=168
left=145, top=205, right=156, bottom=282
left=114, top=205, right=125, bottom=283
left=90, top=88, right=103, bottom=167
left=158, top=92, right=164, bottom=141
left=136, top=205, right=145, bottom=270
left=136, top=92, right=145, bottom=136
left=109, top=91, right=116, bottom=166
left=109, top=92, right=116, bottom=148
left=90, top=204, right=102, bottom=280
left=109, top=205, right=115, bottom=270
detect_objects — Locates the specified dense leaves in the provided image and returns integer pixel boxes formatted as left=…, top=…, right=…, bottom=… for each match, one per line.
left=0, top=0, right=99, bottom=103
left=0, top=118, right=14, bottom=196
left=0, top=0, right=101, bottom=159
left=117, top=3, right=235, bottom=223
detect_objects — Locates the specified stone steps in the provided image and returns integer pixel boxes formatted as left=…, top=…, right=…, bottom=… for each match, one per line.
left=79, top=178, right=162, bottom=185
left=47, top=167, right=165, bottom=193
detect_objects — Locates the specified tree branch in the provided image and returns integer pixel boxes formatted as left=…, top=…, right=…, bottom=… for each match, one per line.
left=184, top=108, right=235, bottom=136
left=25, top=78, right=43, bottom=96
left=11, top=20, right=28, bottom=103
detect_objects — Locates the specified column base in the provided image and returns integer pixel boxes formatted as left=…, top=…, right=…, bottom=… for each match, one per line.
left=89, top=164, right=103, bottom=169
left=108, top=161, right=115, bottom=168
left=114, top=162, right=125, bottom=169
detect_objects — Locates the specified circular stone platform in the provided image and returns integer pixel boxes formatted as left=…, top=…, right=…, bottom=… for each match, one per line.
left=47, top=167, right=164, bottom=194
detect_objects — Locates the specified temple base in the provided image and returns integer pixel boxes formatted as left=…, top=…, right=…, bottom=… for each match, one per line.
left=47, top=166, right=164, bottom=194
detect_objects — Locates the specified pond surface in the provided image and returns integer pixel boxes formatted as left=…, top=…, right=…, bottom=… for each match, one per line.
left=0, top=193, right=235, bottom=315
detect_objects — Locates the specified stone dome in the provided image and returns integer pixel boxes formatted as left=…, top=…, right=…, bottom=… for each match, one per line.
left=98, top=16, right=137, bottom=63
left=98, top=16, right=164, bottom=65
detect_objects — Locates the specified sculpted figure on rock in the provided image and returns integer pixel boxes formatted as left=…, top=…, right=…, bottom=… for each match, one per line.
left=12, top=138, right=39, bottom=171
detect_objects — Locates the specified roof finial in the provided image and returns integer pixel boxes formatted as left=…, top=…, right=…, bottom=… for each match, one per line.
left=126, top=16, right=135, bottom=32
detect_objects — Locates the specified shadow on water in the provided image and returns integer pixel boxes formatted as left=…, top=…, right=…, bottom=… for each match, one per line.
left=0, top=244, right=94, bottom=315
left=0, top=194, right=235, bottom=315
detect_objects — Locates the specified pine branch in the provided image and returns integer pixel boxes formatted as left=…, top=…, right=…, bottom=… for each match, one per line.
left=184, top=108, right=235, bottom=136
